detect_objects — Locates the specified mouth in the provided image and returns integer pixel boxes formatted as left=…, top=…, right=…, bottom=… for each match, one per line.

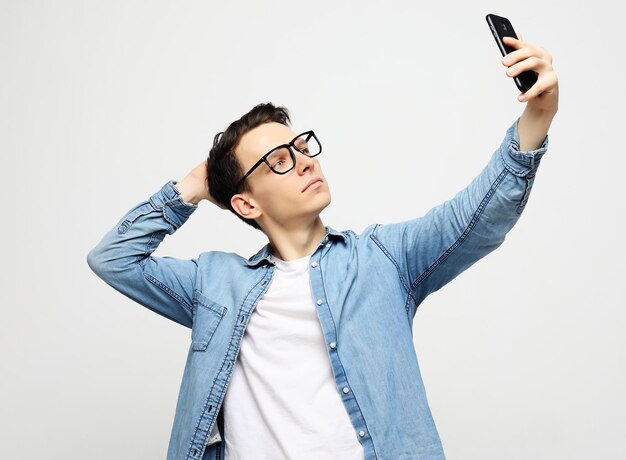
left=302, top=178, right=323, bottom=192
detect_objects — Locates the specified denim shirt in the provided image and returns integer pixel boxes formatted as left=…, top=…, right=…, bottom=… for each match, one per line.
left=86, top=117, right=549, bottom=460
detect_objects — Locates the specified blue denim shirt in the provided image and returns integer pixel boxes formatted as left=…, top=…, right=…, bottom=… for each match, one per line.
left=87, top=117, right=549, bottom=460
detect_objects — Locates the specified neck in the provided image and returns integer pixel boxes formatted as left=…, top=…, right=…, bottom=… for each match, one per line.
left=265, top=216, right=327, bottom=261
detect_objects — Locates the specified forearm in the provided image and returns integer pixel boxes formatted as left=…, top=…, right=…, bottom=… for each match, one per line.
left=518, top=105, right=556, bottom=152
left=173, top=175, right=206, bottom=205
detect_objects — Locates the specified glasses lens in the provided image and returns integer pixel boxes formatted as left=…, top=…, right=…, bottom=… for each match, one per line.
left=294, top=132, right=321, bottom=157
left=267, top=147, right=295, bottom=173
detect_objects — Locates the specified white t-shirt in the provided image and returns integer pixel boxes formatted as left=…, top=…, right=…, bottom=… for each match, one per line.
left=223, top=251, right=364, bottom=460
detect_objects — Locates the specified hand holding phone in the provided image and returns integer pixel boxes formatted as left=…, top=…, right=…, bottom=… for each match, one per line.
left=486, top=14, right=538, bottom=93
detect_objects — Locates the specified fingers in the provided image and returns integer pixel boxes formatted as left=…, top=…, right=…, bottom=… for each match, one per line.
left=503, top=33, right=524, bottom=45
left=503, top=54, right=547, bottom=101
left=502, top=47, right=532, bottom=66
left=505, top=55, right=545, bottom=77
left=501, top=35, right=526, bottom=65
left=518, top=73, right=557, bottom=101
left=502, top=35, right=521, bottom=49
left=501, top=33, right=552, bottom=76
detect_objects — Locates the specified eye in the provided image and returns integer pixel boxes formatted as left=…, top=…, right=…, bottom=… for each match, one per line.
left=295, top=139, right=309, bottom=153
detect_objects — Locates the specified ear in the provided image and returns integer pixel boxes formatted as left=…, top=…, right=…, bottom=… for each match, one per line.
left=231, top=193, right=262, bottom=221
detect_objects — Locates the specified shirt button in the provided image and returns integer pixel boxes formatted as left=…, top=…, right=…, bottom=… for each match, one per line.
left=311, top=261, right=318, bottom=268
left=329, top=342, right=336, bottom=349
left=359, top=430, right=365, bottom=437
left=342, top=386, right=350, bottom=394
left=325, top=243, right=331, bottom=247
left=317, top=299, right=323, bottom=305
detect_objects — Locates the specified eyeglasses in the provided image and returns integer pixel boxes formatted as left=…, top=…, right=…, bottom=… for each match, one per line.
left=234, top=130, right=322, bottom=194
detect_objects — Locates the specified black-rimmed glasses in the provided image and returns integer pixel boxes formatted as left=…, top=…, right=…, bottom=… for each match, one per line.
left=234, top=130, right=322, bottom=193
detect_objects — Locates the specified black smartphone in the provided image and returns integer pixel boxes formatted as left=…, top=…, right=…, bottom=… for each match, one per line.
left=485, top=13, right=537, bottom=93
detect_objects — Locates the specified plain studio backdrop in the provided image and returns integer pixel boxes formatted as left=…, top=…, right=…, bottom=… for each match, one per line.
left=1, top=1, right=623, bottom=459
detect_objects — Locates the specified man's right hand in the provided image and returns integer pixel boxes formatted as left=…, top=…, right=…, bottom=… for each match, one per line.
left=175, top=160, right=228, bottom=209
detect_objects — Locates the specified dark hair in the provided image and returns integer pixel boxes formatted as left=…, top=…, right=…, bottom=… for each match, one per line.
left=206, top=102, right=292, bottom=232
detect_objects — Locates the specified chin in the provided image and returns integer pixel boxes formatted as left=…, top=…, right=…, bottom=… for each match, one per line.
left=319, top=194, right=332, bottom=210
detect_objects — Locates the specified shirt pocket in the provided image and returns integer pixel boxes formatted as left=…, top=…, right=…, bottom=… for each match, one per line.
left=191, top=289, right=227, bottom=352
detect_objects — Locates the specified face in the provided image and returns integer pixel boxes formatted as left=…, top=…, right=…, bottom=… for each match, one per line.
left=231, top=121, right=331, bottom=228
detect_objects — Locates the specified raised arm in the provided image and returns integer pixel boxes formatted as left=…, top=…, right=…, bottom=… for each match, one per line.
left=370, top=116, right=550, bottom=322
left=86, top=160, right=223, bottom=328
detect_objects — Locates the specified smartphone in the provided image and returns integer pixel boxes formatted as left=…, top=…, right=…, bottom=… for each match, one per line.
left=485, top=14, right=537, bottom=93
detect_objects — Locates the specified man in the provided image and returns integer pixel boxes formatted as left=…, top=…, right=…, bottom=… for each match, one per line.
left=87, top=35, right=558, bottom=460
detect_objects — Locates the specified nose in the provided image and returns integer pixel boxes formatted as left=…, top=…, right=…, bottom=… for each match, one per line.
left=295, top=149, right=316, bottom=174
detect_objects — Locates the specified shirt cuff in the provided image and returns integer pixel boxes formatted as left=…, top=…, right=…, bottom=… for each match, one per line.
left=149, top=180, right=198, bottom=229
left=500, top=117, right=549, bottom=177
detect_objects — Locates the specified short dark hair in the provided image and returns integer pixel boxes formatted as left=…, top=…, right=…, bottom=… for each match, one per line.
left=206, top=102, right=292, bottom=232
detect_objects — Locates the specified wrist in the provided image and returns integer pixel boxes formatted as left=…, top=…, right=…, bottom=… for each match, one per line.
left=173, top=176, right=205, bottom=205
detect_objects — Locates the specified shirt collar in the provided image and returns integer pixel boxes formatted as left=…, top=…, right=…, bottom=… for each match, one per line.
left=244, top=225, right=347, bottom=267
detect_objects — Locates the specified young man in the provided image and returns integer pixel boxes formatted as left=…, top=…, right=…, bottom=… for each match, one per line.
left=87, top=36, right=558, bottom=460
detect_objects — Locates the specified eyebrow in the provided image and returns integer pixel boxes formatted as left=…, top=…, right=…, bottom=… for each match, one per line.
left=268, top=135, right=299, bottom=153
left=258, top=132, right=303, bottom=160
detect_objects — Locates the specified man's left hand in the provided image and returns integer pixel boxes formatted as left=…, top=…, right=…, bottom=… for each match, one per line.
left=501, top=34, right=559, bottom=114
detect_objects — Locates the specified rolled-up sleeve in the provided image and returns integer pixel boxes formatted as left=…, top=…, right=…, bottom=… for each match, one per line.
left=503, top=116, right=549, bottom=176
left=86, top=180, right=199, bottom=328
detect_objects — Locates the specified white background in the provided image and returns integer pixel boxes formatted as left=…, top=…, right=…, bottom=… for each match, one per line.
left=1, top=1, right=623, bottom=459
